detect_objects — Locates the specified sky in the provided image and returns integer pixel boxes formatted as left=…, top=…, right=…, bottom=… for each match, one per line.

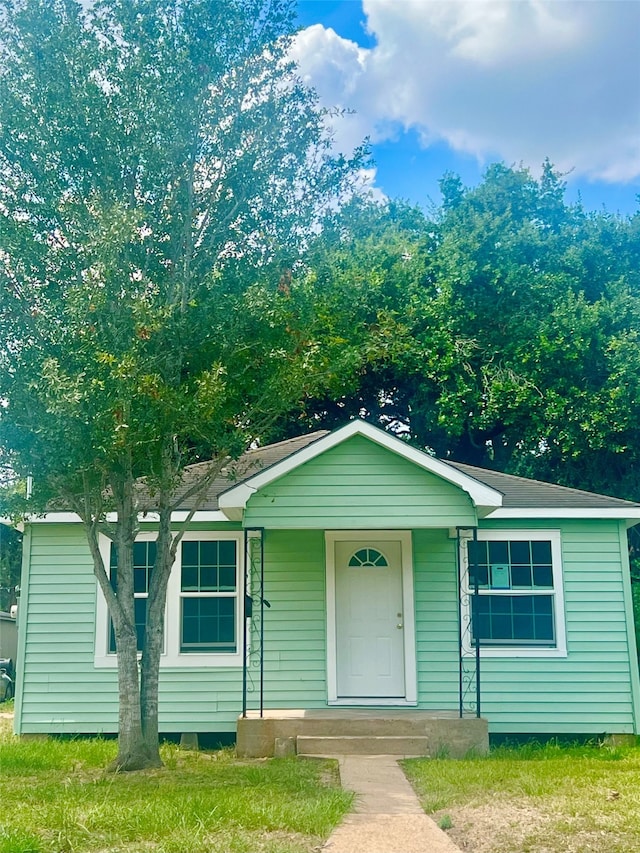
left=292, top=0, right=640, bottom=215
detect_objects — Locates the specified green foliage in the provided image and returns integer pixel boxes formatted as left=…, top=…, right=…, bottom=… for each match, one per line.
left=294, top=162, right=640, bottom=503
left=0, top=0, right=365, bottom=767
left=0, top=525, right=21, bottom=612
left=0, top=0, right=363, bottom=513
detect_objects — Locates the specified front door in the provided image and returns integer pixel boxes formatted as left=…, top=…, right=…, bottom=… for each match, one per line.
left=335, top=539, right=406, bottom=698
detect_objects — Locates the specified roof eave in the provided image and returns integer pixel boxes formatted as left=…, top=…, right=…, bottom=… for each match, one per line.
left=218, top=419, right=503, bottom=517
left=487, top=507, right=640, bottom=526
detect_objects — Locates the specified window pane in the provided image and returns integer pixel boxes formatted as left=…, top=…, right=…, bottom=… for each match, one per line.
left=134, top=598, right=147, bottom=650
left=218, top=540, right=237, bottom=566
left=470, top=564, right=489, bottom=587
left=181, top=565, right=199, bottom=591
left=134, top=565, right=148, bottom=594
left=535, top=613, right=555, bottom=642
left=532, top=541, right=552, bottom=564
left=488, top=541, right=508, bottom=564
left=492, top=614, right=512, bottom=640
left=491, top=596, right=511, bottom=615
left=199, top=540, right=218, bottom=567
left=219, top=566, right=236, bottom=591
left=511, top=565, right=532, bottom=588
left=181, top=541, right=198, bottom=567
left=182, top=597, right=199, bottom=619
left=533, top=565, right=553, bottom=588
left=200, top=566, right=218, bottom=591
left=512, top=596, right=534, bottom=615
left=467, top=540, right=488, bottom=568
left=514, top=614, right=534, bottom=640
left=509, top=541, right=530, bottom=565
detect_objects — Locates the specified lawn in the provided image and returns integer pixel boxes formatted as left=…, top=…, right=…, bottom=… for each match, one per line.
left=404, top=740, right=640, bottom=853
left=0, top=710, right=352, bottom=853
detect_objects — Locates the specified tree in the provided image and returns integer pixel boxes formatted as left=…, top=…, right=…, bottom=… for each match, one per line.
left=291, top=164, right=640, bottom=500
left=0, top=0, right=363, bottom=769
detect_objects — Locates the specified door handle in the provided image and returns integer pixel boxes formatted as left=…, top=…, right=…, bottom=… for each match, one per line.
left=397, top=622, right=403, bottom=629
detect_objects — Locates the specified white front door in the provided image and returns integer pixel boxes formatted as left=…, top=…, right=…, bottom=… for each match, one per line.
left=335, top=539, right=406, bottom=698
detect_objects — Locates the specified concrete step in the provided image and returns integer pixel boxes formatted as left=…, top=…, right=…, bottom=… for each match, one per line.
left=297, top=735, right=432, bottom=756
left=236, top=711, right=489, bottom=758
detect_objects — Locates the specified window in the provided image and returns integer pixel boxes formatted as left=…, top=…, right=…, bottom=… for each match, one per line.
left=180, top=539, right=237, bottom=653
left=461, top=530, right=566, bottom=657
left=95, top=531, right=243, bottom=668
left=348, top=548, right=388, bottom=567
left=108, top=540, right=157, bottom=653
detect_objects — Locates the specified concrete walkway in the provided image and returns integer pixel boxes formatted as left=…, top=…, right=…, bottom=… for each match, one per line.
left=322, top=755, right=462, bottom=853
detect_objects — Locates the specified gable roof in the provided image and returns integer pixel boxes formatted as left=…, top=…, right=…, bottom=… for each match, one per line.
left=24, top=419, right=640, bottom=524
left=218, top=420, right=505, bottom=520
left=217, top=420, right=640, bottom=523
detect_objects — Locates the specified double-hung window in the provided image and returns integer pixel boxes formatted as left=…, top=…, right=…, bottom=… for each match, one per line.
left=461, top=530, right=566, bottom=657
left=180, top=539, right=238, bottom=654
left=95, top=531, right=243, bottom=667
left=108, top=539, right=157, bottom=653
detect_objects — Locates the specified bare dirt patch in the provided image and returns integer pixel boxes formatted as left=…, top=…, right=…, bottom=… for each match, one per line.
left=434, top=800, right=626, bottom=853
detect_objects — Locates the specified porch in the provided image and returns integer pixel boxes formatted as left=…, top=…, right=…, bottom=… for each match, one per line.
left=236, top=708, right=489, bottom=758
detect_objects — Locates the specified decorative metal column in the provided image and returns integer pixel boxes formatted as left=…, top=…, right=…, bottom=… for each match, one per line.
left=242, top=527, right=266, bottom=718
left=458, top=527, right=481, bottom=718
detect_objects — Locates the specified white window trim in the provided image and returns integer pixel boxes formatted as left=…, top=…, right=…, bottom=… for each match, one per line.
left=325, top=530, right=417, bottom=705
left=460, top=529, right=567, bottom=659
left=95, top=530, right=244, bottom=668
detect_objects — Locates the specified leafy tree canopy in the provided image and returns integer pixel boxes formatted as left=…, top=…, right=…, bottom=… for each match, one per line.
left=0, top=0, right=364, bottom=768
left=285, top=162, right=640, bottom=501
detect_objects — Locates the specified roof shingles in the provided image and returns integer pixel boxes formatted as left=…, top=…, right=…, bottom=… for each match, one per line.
left=168, top=428, right=639, bottom=513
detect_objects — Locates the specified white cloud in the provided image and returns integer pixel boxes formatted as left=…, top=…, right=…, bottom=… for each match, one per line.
left=292, top=1, right=640, bottom=183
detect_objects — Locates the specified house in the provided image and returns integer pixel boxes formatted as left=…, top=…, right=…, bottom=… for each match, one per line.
left=11, top=420, right=640, bottom=755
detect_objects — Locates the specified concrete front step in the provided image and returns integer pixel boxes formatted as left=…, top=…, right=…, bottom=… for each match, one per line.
left=297, top=735, right=431, bottom=756
left=237, top=710, right=489, bottom=758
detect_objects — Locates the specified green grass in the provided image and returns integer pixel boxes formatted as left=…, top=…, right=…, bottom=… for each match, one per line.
left=404, top=740, right=640, bottom=853
left=0, top=718, right=352, bottom=853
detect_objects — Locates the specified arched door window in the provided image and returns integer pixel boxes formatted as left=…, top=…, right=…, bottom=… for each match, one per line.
left=348, top=547, right=388, bottom=567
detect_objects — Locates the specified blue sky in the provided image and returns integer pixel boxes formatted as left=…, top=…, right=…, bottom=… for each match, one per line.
left=293, top=1, right=640, bottom=215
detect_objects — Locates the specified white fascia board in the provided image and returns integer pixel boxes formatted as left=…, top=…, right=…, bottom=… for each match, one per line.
left=488, top=507, right=640, bottom=524
left=217, top=484, right=256, bottom=520
left=24, top=510, right=231, bottom=524
left=25, top=512, right=83, bottom=523
left=218, top=418, right=503, bottom=516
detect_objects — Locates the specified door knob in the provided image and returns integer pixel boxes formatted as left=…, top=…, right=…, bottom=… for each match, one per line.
left=397, top=622, right=403, bottom=629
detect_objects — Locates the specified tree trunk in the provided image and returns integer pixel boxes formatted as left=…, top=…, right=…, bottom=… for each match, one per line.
left=140, top=503, right=175, bottom=760
left=111, top=626, right=159, bottom=771
left=108, top=514, right=162, bottom=770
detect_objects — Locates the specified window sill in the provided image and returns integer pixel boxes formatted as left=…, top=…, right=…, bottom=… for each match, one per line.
left=94, top=652, right=243, bottom=669
left=462, top=646, right=567, bottom=659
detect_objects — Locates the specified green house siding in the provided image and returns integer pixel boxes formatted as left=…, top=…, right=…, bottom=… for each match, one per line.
left=252, top=530, right=327, bottom=711
left=413, top=529, right=460, bottom=709
left=17, top=514, right=639, bottom=736
left=17, top=524, right=244, bottom=735
left=477, top=519, right=639, bottom=733
left=243, top=435, right=477, bottom=529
